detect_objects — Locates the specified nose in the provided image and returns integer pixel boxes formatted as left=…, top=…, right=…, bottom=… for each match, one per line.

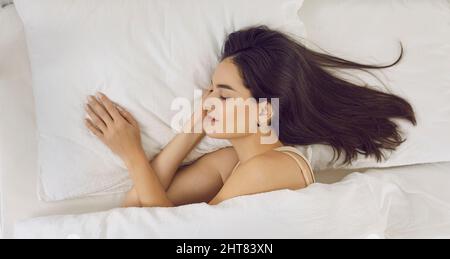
left=203, top=91, right=219, bottom=112
left=204, top=101, right=215, bottom=113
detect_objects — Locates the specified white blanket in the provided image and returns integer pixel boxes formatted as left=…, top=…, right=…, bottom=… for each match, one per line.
left=14, top=162, right=450, bottom=239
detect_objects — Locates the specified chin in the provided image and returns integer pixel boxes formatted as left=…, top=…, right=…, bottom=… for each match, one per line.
left=206, top=132, right=252, bottom=140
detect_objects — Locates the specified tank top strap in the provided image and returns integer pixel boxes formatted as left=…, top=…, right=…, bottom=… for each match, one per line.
left=273, top=146, right=316, bottom=186
left=230, top=161, right=241, bottom=175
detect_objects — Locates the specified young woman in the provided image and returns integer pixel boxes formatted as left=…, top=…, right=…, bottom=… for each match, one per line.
left=84, top=26, right=416, bottom=208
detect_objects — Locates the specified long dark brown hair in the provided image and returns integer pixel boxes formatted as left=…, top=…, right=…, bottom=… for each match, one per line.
left=220, top=25, right=417, bottom=166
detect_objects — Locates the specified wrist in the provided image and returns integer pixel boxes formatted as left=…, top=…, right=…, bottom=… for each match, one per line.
left=124, top=148, right=148, bottom=169
left=182, top=111, right=207, bottom=135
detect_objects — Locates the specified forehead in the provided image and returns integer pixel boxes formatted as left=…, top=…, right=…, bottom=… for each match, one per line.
left=213, top=58, right=240, bottom=80
left=212, top=58, right=250, bottom=94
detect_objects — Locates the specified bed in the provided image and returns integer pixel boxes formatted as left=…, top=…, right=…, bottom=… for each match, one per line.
left=2, top=0, right=450, bottom=239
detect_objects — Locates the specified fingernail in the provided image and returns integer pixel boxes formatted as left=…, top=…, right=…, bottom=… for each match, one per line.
left=97, top=92, right=105, bottom=100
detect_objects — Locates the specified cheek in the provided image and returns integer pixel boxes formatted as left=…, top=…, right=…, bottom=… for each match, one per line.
left=223, top=102, right=258, bottom=133
left=224, top=103, right=236, bottom=123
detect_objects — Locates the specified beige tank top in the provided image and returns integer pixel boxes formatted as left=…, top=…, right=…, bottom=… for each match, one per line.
left=230, top=146, right=316, bottom=186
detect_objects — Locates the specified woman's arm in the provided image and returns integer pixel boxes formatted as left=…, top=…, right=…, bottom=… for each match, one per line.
left=85, top=90, right=228, bottom=207
left=151, top=112, right=207, bottom=191
left=150, top=86, right=214, bottom=190
left=124, top=148, right=174, bottom=207
left=85, top=92, right=175, bottom=207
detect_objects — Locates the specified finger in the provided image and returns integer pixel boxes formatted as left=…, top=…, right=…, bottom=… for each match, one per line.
left=97, top=92, right=122, bottom=121
left=88, top=95, right=114, bottom=126
left=85, top=104, right=107, bottom=132
left=203, top=86, right=214, bottom=99
left=85, top=118, right=104, bottom=139
left=115, top=104, right=138, bottom=127
left=117, top=106, right=137, bottom=127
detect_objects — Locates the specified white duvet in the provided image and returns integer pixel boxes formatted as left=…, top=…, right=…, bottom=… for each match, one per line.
left=14, top=162, right=450, bottom=239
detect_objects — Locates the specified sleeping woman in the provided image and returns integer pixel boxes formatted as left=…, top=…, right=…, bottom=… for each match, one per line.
left=84, top=25, right=416, bottom=208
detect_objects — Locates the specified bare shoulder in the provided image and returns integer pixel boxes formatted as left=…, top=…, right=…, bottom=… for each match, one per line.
left=208, top=150, right=307, bottom=205
left=237, top=151, right=307, bottom=190
left=197, top=147, right=239, bottom=183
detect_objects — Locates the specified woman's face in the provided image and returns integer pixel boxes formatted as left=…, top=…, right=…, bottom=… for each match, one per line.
left=204, top=58, right=269, bottom=139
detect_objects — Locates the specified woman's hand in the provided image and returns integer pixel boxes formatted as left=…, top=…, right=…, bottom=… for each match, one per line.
left=183, top=86, right=214, bottom=133
left=85, top=92, right=144, bottom=165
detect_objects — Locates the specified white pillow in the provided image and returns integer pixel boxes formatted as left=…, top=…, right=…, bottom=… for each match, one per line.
left=298, top=0, right=450, bottom=170
left=14, top=0, right=306, bottom=201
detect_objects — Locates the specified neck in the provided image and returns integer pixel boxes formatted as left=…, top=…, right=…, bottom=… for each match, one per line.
left=229, top=133, right=284, bottom=164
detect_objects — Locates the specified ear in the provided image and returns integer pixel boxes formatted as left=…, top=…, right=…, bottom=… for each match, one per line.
left=258, top=101, right=273, bottom=124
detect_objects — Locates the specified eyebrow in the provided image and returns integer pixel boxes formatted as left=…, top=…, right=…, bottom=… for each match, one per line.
left=211, top=79, right=236, bottom=91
